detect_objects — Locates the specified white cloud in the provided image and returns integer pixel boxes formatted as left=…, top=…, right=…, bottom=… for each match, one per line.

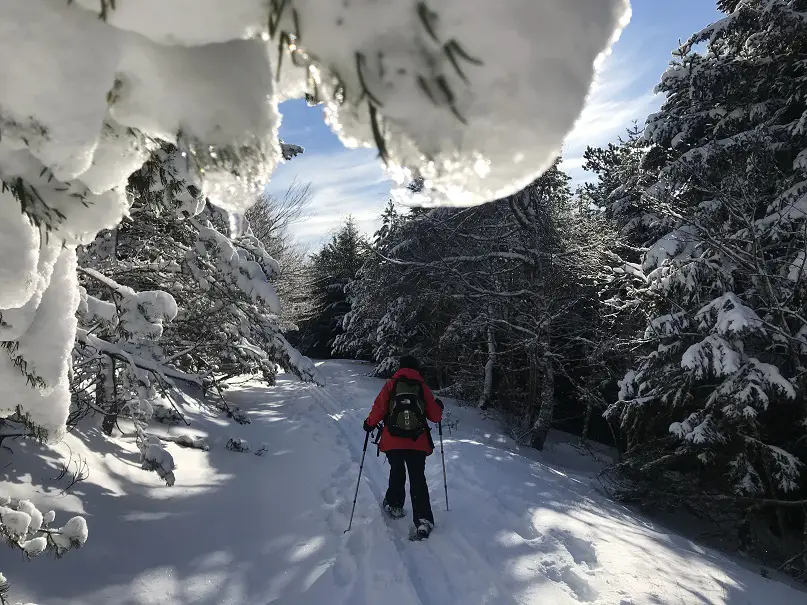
left=265, top=148, right=393, bottom=248
left=561, top=47, right=663, bottom=186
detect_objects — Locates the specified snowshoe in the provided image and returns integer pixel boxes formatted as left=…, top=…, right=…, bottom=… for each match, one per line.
left=409, top=519, right=433, bottom=541
left=383, top=499, right=405, bottom=519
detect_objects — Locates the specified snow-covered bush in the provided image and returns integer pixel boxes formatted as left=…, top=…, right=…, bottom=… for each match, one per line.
left=222, top=404, right=251, bottom=426
left=153, top=405, right=184, bottom=425
left=226, top=438, right=250, bottom=453
left=0, top=498, right=87, bottom=557
left=71, top=271, right=181, bottom=485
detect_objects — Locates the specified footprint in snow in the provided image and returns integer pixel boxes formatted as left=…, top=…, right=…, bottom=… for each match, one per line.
left=320, top=486, right=339, bottom=507
left=334, top=461, right=352, bottom=476
left=545, top=564, right=599, bottom=603
left=332, top=553, right=357, bottom=586
left=560, top=566, right=599, bottom=602
left=555, top=532, right=599, bottom=569
left=325, top=507, right=347, bottom=534
left=345, top=526, right=368, bottom=554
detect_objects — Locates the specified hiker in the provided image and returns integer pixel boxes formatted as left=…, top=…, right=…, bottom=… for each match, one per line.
left=363, top=355, right=443, bottom=539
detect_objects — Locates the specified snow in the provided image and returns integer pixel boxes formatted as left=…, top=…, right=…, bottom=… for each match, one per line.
left=0, top=191, right=40, bottom=308
left=787, top=250, right=806, bottom=283
left=110, top=35, right=279, bottom=214
left=193, top=225, right=282, bottom=314
left=647, top=312, right=688, bottom=337
left=670, top=412, right=720, bottom=445
left=16, top=501, right=43, bottom=534
left=139, top=439, right=177, bottom=487
left=642, top=225, right=700, bottom=272
left=0, top=249, right=79, bottom=442
left=695, top=292, right=764, bottom=337
left=682, top=335, right=741, bottom=379
left=78, top=290, right=119, bottom=327
left=52, top=517, right=89, bottom=552
left=295, top=0, right=631, bottom=207
left=78, top=120, right=153, bottom=195
left=0, top=0, right=119, bottom=181
left=71, top=0, right=268, bottom=46
left=0, top=147, right=131, bottom=245
left=0, top=508, right=32, bottom=539
left=3, top=360, right=806, bottom=605
left=22, top=536, right=48, bottom=557
left=80, top=268, right=178, bottom=341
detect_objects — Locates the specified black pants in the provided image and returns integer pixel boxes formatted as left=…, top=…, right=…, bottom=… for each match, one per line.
left=385, top=449, right=434, bottom=525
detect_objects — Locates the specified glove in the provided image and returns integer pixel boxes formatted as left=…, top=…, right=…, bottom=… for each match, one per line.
left=435, top=398, right=445, bottom=410
left=363, top=420, right=376, bottom=432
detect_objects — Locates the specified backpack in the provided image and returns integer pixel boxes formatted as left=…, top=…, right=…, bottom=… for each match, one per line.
left=386, top=377, right=427, bottom=440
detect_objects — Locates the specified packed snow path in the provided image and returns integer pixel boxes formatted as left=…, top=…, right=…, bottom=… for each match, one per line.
left=3, top=360, right=806, bottom=605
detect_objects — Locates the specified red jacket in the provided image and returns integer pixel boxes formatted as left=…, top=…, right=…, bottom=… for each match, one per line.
left=366, top=368, right=442, bottom=454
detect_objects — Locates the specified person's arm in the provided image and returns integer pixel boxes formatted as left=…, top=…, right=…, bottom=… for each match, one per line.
left=366, top=380, right=393, bottom=428
left=422, top=385, right=443, bottom=423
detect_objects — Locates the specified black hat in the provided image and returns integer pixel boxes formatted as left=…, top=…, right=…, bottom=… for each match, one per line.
left=399, top=355, right=420, bottom=371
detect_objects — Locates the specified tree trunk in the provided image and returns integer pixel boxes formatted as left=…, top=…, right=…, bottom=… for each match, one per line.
left=478, top=319, right=497, bottom=409
left=525, top=347, right=539, bottom=435
left=100, top=356, right=118, bottom=435
left=530, top=354, right=555, bottom=451
left=581, top=401, right=593, bottom=444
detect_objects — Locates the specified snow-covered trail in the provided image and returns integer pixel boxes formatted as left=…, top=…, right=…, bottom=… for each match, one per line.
left=3, top=360, right=806, bottom=605
left=300, top=361, right=807, bottom=605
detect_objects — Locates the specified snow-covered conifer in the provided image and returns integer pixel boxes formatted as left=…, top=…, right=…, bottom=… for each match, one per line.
left=605, top=2, right=807, bottom=559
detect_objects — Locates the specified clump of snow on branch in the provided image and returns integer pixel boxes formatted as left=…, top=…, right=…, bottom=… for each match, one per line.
left=0, top=497, right=87, bottom=559
left=191, top=225, right=281, bottom=314
left=278, top=0, right=631, bottom=206
left=0, top=249, right=79, bottom=442
left=138, top=434, right=176, bottom=486
left=80, top=268, right=178, bottom=342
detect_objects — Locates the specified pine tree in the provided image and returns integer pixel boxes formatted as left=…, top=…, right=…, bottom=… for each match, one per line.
left=303, top=217, right=368, bottom=357
left=73, top=145, right=321, bottom=484
left=605, top=0, right=807, bottom=567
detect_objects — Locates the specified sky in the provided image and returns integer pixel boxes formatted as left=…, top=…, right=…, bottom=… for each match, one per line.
left=266, top=0, right=722, bottom=250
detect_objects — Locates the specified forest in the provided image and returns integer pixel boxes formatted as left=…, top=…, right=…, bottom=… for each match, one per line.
left=298, top=1, right=807, bottom=578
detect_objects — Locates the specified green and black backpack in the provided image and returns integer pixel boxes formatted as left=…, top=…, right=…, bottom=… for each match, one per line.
left=386, top=377, right=427, bottom=440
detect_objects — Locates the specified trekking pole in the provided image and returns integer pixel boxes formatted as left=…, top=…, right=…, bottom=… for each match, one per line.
left=438, top=421, right=449, bottom=511
left=345, top=430, right=371, bottom=533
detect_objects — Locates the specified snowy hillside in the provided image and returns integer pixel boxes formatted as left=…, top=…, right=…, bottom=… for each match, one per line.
left=1, top=360, right=805, bottom=605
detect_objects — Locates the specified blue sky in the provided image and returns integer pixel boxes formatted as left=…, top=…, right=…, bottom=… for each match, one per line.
left=266, top=0, right=722, bottom=250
